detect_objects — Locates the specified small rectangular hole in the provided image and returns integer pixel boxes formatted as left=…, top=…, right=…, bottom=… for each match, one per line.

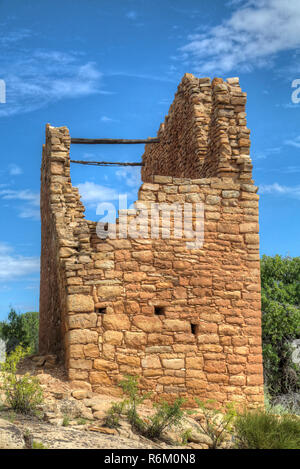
left=154, top=306, right=165, bottom=316
left=191, top=323, right=197, bottom=335
left=96, top=307, right=106, bottom=314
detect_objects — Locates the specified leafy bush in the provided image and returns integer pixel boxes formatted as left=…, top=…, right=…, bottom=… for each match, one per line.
left=104, top=401, right=126, bottom=429
left=119, top=374, right=151, bottom=433
left=196, top=399, right=237, bottom=449
left=143, top=397, right=186, bottom=439
left=62, top=415, right=70, bottom=426
left=32, top=440, right=48, bottom=449
left=234, top=408, right=300, bottom=449
left=105, top=375, right=186, bottom=440
left=0, top=309, right=39, bottom=354
left=271, top=392, right=300, bottom=415
left=180, top=428, right=193, bottom=446
left=261, top=255, right=300, bottom=396
left=76, top=418, right=87, bottom=425
left=264, top=389, right=290, bottom=415
left=0, top=345, right=43, bottom=414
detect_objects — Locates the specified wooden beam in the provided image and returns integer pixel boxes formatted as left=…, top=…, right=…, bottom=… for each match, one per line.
left=71, top=137, right=159, bottom=144
left=70, top=160, right=143, bottom=166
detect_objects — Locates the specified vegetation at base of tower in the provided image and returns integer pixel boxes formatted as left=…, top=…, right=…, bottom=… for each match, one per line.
left=32, top=440, right=48, bottom=449
left=62, top=414, right=70, bottom=427
left=261, top=255, right=300, bottom=398
left=105, top=375, right=187, bottom=439
left=0, top=309, right=39, bottom=354
left=180, top=428, right=193, bottom=446
left=143, top=397, right=187, bottom=440
left=195, top=399, right=237, bottom=449
left=0, top=344, right=43, bottom=414
left=233, top=408, right=300, bottom=449
left=104, top=401, right=126, bottom=429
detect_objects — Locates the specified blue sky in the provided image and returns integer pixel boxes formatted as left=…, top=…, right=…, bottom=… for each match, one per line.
left=0, top=0, right=300, bottom=319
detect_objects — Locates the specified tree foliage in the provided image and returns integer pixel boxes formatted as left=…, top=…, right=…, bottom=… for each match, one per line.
left=1, top=344, right=43, bottom=414
left=0, top=308, right=39, bottom=354
left=261, top=255, right=300, bottom=396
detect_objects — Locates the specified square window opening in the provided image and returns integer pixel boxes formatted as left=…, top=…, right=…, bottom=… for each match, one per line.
left=154, top=306, right=165, bottom=316
left=96, top=307, right=106, bottom=315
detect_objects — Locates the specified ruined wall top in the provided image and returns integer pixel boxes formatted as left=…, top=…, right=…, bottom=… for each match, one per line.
left=142, top=74, right=252, bottom=183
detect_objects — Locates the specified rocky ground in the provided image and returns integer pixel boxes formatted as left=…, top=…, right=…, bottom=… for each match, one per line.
left=0, top=355, right=227, bottom=450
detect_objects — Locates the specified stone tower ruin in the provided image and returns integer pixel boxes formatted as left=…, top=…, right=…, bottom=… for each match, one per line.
left=39, top=74, right=264, bottom=407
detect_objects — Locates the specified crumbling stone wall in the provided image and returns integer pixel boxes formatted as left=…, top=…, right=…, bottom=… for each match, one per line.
left=39, top=74, right=264, bottom=407
left=142, top=75, right=252, bottom=181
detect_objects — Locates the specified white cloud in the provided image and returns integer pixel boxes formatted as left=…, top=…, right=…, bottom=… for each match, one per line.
left=126, top=11, right=138, bottom=20
left=0, top=242, right=40, bottom=282
left=82, top=152, right=99, bottom=160
left=0, top=37, right=107, bottom=117
left=284, top=135, right=300, bottom=148
left=254, top=146, right=281, bottom=160
left=179, top=0, right=300, bottom=74
left=77, top=181, right=119, bottom=207
left=0, top=188, right=40, bottom=220
left=8, top=164, right=22, bottom=176
left=116, top=167, right=141, bottom=189
left=101, top=115, right=118, bottom=123
left=259, top=182, right=300, bottom=198
left=107, top=71, right=175, bottom=83
left=0, top=28, right=31, bottom=46
left=284, top=166, right=300, bottom=174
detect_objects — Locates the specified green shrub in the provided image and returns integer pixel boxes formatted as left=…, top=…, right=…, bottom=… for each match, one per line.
left=195, top=399, right=237, bottom=449
left=264, top=389, right=290, bottom=415
left=32, top=440, right=48, bottom=449
left=0, top=345, right=43, bottom=414
left=62, top=414, right=70, bottom=426
left=180, top=428, right=193, bottom=446
left=234, top=409, right=300, bottom=449
left=261, top=255, right=300, bottom=396
left=143, top=398, right=186, bottom=439
left=106, top=375, right=187, bottom=440
left=119, top=375, right=151, bottom=433
left=104, top=401, right=126, bottom=429
left=76, top=417, right=87, bottom=425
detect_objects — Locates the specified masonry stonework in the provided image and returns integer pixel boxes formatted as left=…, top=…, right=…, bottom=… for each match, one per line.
left=39, top=74, right=264, bottom=407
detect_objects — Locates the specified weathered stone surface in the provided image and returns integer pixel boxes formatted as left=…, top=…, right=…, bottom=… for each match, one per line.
left=67, top=329, right=98, bottom=345
left=71, top=389, right=89, bottom=400
left=97, top=285, right=123, bottom=299
left=68, top=313, right=97, bottom=329
left=89, top=371, right=111, bottom=385
left=164, top=319, right=191, bottom=332
left=141, top=355, right=161, bottom=369
left=132, top=315, right=162, bottom=332
left=161, top=359, right=184, bottom=370
left=93, top=359, right=118, bottom=371
left=67, top=295, right=94, bottom=313
left=125, top=332, right=147, bottom=347
left=0, top=419, right=25, bottom=449
left=103, top=330, right=123, bottom=345
left=103, top=314, right=130, bottom=331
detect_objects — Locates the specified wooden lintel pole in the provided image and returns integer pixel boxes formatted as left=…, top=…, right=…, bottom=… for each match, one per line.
left=70, top=137, right=160, bottom=144
left=70, top=160, right=143, bottom=166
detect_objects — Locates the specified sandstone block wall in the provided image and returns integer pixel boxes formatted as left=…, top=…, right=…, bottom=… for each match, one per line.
left=39, top=74, right=264, bottom=408
left=142, top=74, right=252, bottom=181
